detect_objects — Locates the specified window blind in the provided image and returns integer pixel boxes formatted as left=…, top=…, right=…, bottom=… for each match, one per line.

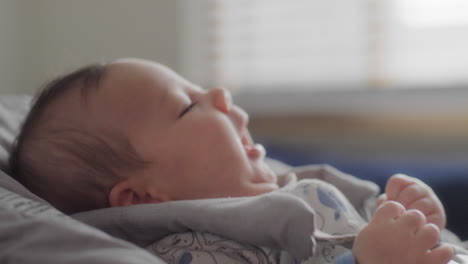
left=180, top=0, right=468, bottom=92
left=387, top=0, right=468, bottom=88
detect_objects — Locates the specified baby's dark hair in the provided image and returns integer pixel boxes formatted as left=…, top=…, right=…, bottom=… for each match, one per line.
left=9, top=63, right=149, bottom=214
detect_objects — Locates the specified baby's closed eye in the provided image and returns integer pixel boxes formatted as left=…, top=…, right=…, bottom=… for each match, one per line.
left=179, top=103, right=197, bottom=118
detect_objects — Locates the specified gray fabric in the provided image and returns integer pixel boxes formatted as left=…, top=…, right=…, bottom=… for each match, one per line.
left=72, top=167, right=380, bottom=261
left=0, top=169, right=48, bottom=204
left=0, top=95, right=31, bottom=172
left=0, top=95, right=39, bottom=201
left=0, top=186, right=166, bottom=264
left=73, top=191, right=317, bottom=261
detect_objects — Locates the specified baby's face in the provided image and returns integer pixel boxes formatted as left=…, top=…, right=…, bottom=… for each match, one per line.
left=91, top=59, right=278, bottom=202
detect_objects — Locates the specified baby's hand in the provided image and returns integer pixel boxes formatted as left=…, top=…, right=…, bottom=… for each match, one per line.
left=377, top=174, right=446, bottom=230
left=354, top=201, right=454, bottom=264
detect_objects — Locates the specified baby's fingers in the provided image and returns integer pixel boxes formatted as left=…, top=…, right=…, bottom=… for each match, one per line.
left=395, top=182, right=428, bottom=208
left=385, top=174, right=416, bottom=201
left=406, top=197, right=434, bottom=215
left=375, top=193, right=387, bottom=208
left=415, top=223, right=440, bottom=250
left=372, top=201, right=406, bottom=223
left=426, top=213, right=446, bottom=231
left=407, top=197, right=446, bottom=229
left=398, top=209, right=426, bottom=232
left=426, top=244, right=454, bottom=264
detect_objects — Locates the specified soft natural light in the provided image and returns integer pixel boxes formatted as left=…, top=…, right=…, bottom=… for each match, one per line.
left=182, top=0, right=468, bottom=92
left=395, top=0, right=468, bottom=27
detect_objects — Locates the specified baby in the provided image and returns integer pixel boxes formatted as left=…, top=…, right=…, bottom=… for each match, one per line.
left=9, top=58, right=453, bottom=263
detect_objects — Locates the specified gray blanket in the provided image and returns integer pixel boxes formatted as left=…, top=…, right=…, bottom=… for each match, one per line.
left=73, top=165, right=380, bottom=261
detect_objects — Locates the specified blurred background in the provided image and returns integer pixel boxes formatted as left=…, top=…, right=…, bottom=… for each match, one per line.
left=1, top=0, right=467, bottom=237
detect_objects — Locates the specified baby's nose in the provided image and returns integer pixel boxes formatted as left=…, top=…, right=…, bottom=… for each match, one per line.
left=210, top=88, right=232, bottom=113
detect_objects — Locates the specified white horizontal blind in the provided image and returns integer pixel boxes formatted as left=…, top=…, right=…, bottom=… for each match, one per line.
left=180, top=0, right=468, bottom=92
left=180, top=0, right=371, bottom=92
left=387, top=0, right=468, bottom=88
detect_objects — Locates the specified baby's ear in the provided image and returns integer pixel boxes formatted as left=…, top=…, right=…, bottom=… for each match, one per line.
left=108, top=178, right=168, bottom=207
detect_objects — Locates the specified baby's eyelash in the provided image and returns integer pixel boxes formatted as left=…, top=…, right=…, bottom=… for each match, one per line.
left=179, top=103, right=196, bottom=118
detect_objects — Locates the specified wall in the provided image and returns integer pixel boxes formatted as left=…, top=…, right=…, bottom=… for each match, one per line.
left=0, top=1, right=34, bottom=93
left=0, top=0, right=180, bottom=94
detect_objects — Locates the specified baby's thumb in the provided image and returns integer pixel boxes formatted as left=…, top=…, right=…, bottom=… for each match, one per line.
left=375, top=193, right=388, bottom=208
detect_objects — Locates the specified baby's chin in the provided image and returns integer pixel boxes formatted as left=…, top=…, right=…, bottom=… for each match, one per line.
left=251, top=164, right=279, bottom=193
left=251, top=159, right=276, bottom=180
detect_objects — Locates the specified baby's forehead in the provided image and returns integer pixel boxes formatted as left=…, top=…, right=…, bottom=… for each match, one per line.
left=97, top=63, right=168, bottom=106
left=105, top=60, right=194, bottom=91
left=107, top=59, right=179, bottom=82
